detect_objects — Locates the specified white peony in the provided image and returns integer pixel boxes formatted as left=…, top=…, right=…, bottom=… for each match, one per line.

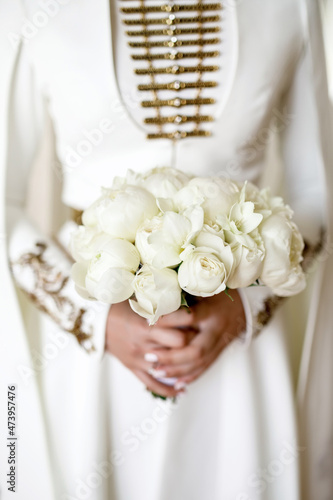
left=191, top=177, right=240, bottom=223
left=129, top=264, right=181, bottom=324
left=140, top=167, right=192, bottom=198
left=219, top=184, right=263, bottom=236
left=243, top=182, right=294, bottom=221
left=71, top=238, right=140, bottom=303
left=167, top=177, right=239, bottom=220
left=111, top=169, right=144, bottom=190
left=135, top=207, right=204, bottom=269
left=178, top=244, right=234, bottom=297
left=82, top=185, right=159, bottom=242
left=259, top=214, right=306, bottom=296
left=226, top=231, right=265, bottom=288
left=70, top=226, right=118, bottom=264
left=135, top=216, right=163, bottom=266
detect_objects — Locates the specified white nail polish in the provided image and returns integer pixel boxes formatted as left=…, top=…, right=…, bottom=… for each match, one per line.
left=174, top=381, right=187, bottom=391
left=144, top=353, right=159, bottom=363
left=149, top=369, right=167, bottom=378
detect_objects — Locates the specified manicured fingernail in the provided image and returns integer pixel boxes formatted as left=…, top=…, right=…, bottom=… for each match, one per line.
left=174, top=381, right=187, bottom=391
left=148, top=369, right=166, bottom=378
left=145, top=353, right=159, bottom=363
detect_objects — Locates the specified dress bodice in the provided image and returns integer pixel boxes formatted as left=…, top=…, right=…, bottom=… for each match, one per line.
left=112, top=0, right=230, bottom=141
left=18, top=0, right=303, bottom=209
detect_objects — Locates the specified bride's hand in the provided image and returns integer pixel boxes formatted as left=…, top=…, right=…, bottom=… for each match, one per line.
left=104, top=300, right=196, bottom=398
left=147, top=290, right=246, bottom=389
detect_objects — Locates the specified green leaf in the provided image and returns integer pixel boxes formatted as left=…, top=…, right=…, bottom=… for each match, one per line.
left=181, top=292, right=189, bottom=308
left=249, top=279, right=262, bottom=287
left=150, top=391, right=176, bottom=403
left=224, top=287, right=234, bottom=302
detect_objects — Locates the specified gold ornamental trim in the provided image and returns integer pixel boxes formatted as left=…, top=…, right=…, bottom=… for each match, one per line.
left=118, top=0, right=222, bottom=140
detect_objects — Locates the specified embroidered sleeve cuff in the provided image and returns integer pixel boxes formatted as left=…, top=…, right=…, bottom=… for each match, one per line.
left=7, top=207, right=109, bottom=356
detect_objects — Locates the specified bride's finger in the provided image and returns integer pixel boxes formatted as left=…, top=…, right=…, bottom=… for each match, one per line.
left=155, top=308, right=195, bottom=329
left=147, top=327, right=196, bottom=348
left=133, top=370, right=185, bottom=398
left=147, top=327, right=219, bottom=368
left=174, top=335, right=228, bottom=384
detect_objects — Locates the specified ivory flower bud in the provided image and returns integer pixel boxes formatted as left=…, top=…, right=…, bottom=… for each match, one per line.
left=82, top=186, right=159, bottom=242
left=129, top=265, right=181, bottom=324
left=71, top=239, right=140, bottom=303
left=259, top=214, right=305, bottom=296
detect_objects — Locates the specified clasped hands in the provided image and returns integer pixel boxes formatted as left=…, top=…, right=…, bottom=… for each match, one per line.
left=105, top=290, right=246, bottom=398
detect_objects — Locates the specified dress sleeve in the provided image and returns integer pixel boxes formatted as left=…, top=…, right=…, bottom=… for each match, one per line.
left=4, top=29, right=109, bottom=356
left=239, top=0, right=331, bottom=341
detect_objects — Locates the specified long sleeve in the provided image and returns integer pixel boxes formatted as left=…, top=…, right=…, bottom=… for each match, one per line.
left=4, top=27, right=109, bottom=356
left=239, top=0, right=331, bottom=340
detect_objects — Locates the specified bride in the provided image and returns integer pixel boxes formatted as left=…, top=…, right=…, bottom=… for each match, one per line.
left=0, top=0, right=332, bottom=499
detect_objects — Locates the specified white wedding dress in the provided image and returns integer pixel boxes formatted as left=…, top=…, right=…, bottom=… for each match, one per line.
left=0, top=1, right=332, bottom=499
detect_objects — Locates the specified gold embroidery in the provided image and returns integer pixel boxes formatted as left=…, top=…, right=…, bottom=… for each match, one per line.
left=126, top=26, right=221, bottom=37
left=301, top=227, right=326, bottom=273
left=147, top=129, right=210, bottom=139
left=122, top=15, right=221, bottom=26
left=134, top=64, right=219, bottom=75
left=10, top=242, right=95, bottom=352
left=121, top=3, right=222, bottom=14
left=254, top=295, right=285, bottom=336
left=132, top=50, right=220, bottom=60
left=139, top=80, right=217, bottom=91
left=130, top=37, right=220, bottom=48
left=144, top=114, right=213, bottom=124
left=141, top=97, right=215, bottom=107
left=253, top=229, right=327, bottom=338
left=119, top=0, right=222, bottom=140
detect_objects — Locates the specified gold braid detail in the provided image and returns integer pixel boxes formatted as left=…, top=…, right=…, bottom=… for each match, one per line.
left=10, top=242, right=95, bottom=352
left=253, top=228, right=327, bottom=338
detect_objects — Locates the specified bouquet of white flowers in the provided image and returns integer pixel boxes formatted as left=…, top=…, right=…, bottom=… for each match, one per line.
left=70, top=167, right=306, bottom=324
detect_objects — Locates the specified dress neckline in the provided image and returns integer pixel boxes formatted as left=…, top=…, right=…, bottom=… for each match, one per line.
left=107, top=0, right=240, bottom=141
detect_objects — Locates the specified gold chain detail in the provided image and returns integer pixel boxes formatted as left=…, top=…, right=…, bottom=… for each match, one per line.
left=144, top=114, right=214, bottom=124
left=138, top=80, right=217, bottom=91
left=122, top=14, right=221, bottom=25
left=135, top=64, right=219, bottom=75
left=147, top=130, right=211, bottom=139
left=141, top=97, right=215, bottom=107
left=118, top=0, right=222, bottom=140
left=132, top=50, right=219, bottom=60
left=126, top=26, right=220, bottom=36
left=129, top=37, right=220, bottom=48
left=121, top=3, right=222, bottom=13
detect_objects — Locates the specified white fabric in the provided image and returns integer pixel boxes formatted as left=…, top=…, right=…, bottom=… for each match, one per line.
left=0, top=0, right=332, bottom=499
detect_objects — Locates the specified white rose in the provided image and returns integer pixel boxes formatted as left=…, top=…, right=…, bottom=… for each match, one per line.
left=129, top=264, right=181, bottom=324
left=135, top=207, right=204, bottom=269
left=226, top=231, right=265, bottom=288
left=194, top=223, right=225, bottom=254
left=178, top=245, right=234, bottom=297
left=259, top=214, right=306, bottom=296
left=82, top=186, right=159, bottom=242
left=71, top=239, right=140, bottom=303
